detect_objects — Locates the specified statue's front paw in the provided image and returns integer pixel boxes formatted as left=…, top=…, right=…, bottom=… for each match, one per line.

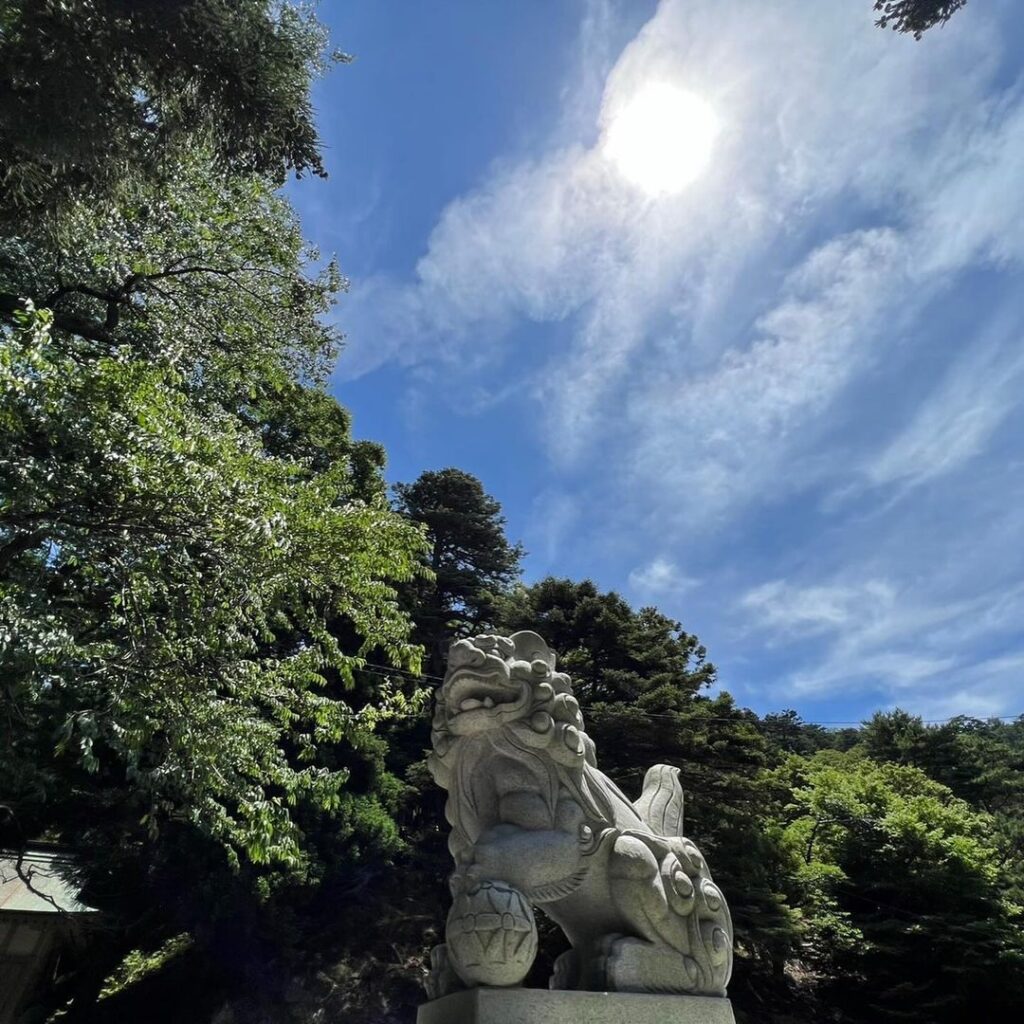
left=445, top=879, right=538, bottom=987
left=463, top=824, right=524, bottom=887
left=549, top=949, right=580, bottom=991
left=425, top=943, right=463, bottom=1000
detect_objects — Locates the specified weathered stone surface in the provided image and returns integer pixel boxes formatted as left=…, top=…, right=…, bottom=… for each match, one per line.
left=417, top=988, right=737, bottom=1024
left=423, top=631, right=734, bottom=999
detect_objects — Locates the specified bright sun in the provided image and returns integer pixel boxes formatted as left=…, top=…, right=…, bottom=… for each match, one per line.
left=602, top=82, right=720, bottom=197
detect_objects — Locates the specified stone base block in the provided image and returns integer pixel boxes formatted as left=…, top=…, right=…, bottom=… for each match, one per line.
left=416, top=988, right=736, bottom=1024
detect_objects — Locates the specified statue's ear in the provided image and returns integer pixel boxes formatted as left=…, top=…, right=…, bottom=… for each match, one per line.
left=509, top=630, right=555, bottom=670
left=427, top=751, right=452, bottom=789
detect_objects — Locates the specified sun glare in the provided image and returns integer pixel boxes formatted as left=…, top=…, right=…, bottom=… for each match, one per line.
left=602, top=83, right=720, bottom=197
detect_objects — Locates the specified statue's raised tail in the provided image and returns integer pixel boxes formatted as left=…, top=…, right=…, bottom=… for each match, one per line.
left=634, top=764, right=685, bottom=837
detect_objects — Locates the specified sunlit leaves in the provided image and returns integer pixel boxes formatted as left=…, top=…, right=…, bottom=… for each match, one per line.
left=1, top=186, right=426, bottom=873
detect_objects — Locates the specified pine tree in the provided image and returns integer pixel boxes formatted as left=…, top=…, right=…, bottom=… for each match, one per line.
left=394, top=468, right=523, bottom=676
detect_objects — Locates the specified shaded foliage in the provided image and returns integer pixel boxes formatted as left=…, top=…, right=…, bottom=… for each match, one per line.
left=394, top=468, right=523, bottom=676
left=0, top=0, right=337, bottom=226
left=495, top=577, right=714, bottom=703
left=0, top=3, right=432, bottom=1018
left=873, top=0, right=968, bottom=39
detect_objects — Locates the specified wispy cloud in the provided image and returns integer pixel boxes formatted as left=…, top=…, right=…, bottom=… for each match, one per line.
left=339, top=0, right=1022, bottom=518
left=628, top=557, right=698, bottom=598
left=620, top=226, right=915, bottom=522
left=332, top=0, right=1024, bottom=716
left=865, top=316, right=1024, bottom=494
left=738, top=573, right=1024, bottom=713
left=740, top=579, right=895, bottom=638
left=523, top=489, right=579, bottom=569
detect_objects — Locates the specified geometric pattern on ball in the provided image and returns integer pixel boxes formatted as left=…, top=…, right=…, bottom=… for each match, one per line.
left=446, top=879, right=538, bottom=987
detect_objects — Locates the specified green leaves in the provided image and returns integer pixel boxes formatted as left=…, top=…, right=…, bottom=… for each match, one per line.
left=394, top=468, right=523, bottom=675
left=0, top=2, right=439, bottom=1013
left=495, top=577, right=715, bottom=705
left=1, top=165, right=426, bottom=881
left=873, top=1, right=968, bottom=39
left=0, top=0, right=332, bottom=227
left=774, top=751, right=1024, bottom=1020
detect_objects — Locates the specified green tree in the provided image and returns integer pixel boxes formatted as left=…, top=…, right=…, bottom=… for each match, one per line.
left=495, top=577, right=714, bottom=704
left=873, top=0, right=968, bottom=38
left=761, top=710, right=835, bottom=759
left=858, top=711, right=1024, bottom=934
left=861, top=708, right=948, bottom=766
left=0, top=153, right=427, bottom=903
left=776, top=751, right=1024, bottom=1021
left=860, top=712, right=1024, bottom=816
left=394, top=468, right=523, bottom=676
left=0, top=3, right=431, bottom=1011
left=0, top=0, right=337, bottom=225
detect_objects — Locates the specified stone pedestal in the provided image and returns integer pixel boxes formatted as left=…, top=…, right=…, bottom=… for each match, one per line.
left=417, top=988, right=736, bottom=1024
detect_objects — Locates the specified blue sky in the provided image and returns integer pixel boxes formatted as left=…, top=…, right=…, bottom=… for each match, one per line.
left=289, top=0, right=1024, bottom=724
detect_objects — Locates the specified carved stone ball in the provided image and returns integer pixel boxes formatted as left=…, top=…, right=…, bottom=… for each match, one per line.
left=446, top=880, right=538, bottom=987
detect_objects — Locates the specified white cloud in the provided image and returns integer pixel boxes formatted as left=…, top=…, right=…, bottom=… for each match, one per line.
left=866, top=316, right=1024, bottom=493
left=906, top=652, right=1024, bottom=720
left=338, top=0, right=1023, bottom=521
left=628, top=557, right=698, bottom=597
left=739, top=573, right=1024, bottom=713
left=621, top=227, right=914, bottom=520
left=330, top=0, right=1024, bottom=715
left=740, top=579, right=895, bottom=637
left=523, top=489, right=579, bottom=569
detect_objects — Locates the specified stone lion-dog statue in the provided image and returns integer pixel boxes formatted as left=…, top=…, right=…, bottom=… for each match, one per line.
left=425, top=630, right=733, bottom=997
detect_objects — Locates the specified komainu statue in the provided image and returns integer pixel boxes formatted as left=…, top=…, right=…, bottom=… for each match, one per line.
left=426, top=631, right=733, bottom=998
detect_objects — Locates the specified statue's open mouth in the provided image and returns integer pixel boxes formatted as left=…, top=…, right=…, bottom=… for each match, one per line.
left=446, top=670, right=525, bottom=715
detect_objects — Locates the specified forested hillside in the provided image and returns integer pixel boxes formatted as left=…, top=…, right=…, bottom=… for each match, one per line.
left=2, top=3, right=1019, bottom=1024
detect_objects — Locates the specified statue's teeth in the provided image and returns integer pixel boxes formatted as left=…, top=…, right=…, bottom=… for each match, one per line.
left=483, top=696, right=495, bottom=708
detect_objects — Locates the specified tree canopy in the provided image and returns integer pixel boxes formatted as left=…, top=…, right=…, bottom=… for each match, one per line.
left=1, top=2, right=430, bottom=1013
left=873, top=0, right=968, bottom=38
left=776, top=751, right=1024, bottom=1020
left=0, top=0, right=336, bottom=226
left=495, top=577, right=714, bottom=704
left=394, top=468, right=523, bottom=675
